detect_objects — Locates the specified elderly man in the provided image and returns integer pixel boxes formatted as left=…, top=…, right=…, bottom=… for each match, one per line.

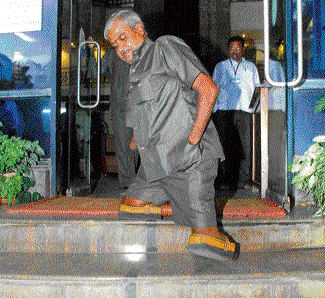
left=105, top=9, right=238, bottom=261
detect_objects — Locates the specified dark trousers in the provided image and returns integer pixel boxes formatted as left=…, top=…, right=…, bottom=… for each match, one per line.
left=212, top=110, right=252, bottom=189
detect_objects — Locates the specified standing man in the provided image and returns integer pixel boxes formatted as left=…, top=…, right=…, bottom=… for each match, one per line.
left=88, top=39, right=139, bottom=190
left=212, top=36, right=260, bottom=190
left=104, top=9, right=238, bottom=262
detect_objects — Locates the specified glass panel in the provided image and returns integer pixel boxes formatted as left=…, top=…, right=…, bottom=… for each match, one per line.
left=267, top=0, right=287, bottom=200
left=268, top=0, right=286, bottom=80
left=264, top=0, right=324, bottom=81
left=0, top=1, right=56, bottom=91
left=305, top=0, right=325, bottom=78
left=58, top=0, right=103, bottom=195
left=290, top=0, right=325, bottom=79
left=59, top=0, right=90, bottom=195
left=253, top=0, right=287, bottom=202
left=294, top=89, right=325, bottom=155
left=0, top=97, right=51, bottom=157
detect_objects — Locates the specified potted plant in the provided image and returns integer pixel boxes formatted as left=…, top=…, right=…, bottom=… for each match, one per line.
left=289, top=135, right=325, bottom=217
left=0, top=122, right=45, bottom=204
left=289, top=95, right=325, bottom=217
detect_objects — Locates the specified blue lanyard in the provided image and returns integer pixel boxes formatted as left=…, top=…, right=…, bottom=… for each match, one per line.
left=229, top=59, right=240, bottom=77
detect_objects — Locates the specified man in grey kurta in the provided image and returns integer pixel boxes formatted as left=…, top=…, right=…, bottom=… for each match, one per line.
left=104, top=9, right=238, bottom=261
left=123, top=36, right=224, bottom=228
left=88, top=45, right=139, bottom=189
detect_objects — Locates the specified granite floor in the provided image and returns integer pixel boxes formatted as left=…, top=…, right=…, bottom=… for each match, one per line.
left=0, top=177, right=322, bottom=297
left=0, top=247, right=324, bottom=297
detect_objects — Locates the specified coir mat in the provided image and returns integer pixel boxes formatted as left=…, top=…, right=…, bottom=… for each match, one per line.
left=5, top=196, right=286, bottom=218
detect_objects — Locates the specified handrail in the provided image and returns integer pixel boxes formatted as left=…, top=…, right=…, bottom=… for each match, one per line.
left=264, top=0, right=303, bottom=87
left=77, top=40, right=101, bottom=108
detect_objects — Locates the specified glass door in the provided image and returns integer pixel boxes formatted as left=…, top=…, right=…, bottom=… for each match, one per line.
left=58, top=0, right=101, bottom=196
left=286, top=0, right=325, bottom=205
left=261, top=0, right=289, bottom=206
left=263, top=0, right=325, bottom=208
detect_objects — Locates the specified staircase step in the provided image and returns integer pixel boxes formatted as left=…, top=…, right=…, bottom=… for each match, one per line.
left=0, top=216, right=323, bottom=254
left=0, top=248, right=324, bottom=297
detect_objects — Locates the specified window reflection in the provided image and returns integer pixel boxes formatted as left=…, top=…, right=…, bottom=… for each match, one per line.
left=0, top=31, right=52, bottom=91
left=0, top=97, right=51, bottom=157
left=271, top=0, right=324, bottom=80
left=297, top=0, right=324, bottom=78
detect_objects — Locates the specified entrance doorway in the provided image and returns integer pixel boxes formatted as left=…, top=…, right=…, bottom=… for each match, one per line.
left=58, top=0, right=135, bottom=196
left=57, top=0, right=287, bottom=206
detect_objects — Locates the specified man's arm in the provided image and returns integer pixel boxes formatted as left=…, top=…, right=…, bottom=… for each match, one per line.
left=87, top=37, right=111, bottom=78
left=188, top=73, right=220, bottom=145
left=129, top=135, right=137, bottom=150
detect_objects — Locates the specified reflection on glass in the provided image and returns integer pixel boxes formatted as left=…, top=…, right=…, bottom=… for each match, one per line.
left=0, top=97, right=51, bottom=157
left=0, top=32, right=52, bottom=91
left=268, top=0, right=325, bottom=80
left=292, top=0, right=325, bottom=78
left=14, top=33, right=36, bottom=43
left=0, top=52, right=14, bottom=90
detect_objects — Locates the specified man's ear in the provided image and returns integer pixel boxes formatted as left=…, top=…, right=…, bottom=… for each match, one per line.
left=134, top=22, right=145, bottom=36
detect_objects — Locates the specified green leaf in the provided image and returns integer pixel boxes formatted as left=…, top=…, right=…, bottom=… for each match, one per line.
left=35, top=145, right=45, bottom=156
left=315, top=95, right=325, bottom=113
left=23, top=142, right=33, bottom=151
left=30, top=153, right=38, bottom=161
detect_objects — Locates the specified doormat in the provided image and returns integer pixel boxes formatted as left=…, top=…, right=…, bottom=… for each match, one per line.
left=221, top=197, right=287, bottom=218
left=5, top=196, right=286, bottom=218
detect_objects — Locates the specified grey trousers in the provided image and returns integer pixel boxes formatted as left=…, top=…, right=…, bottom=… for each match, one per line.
left=111, top=103, right=139, bottom=188
left=124, top=156, right=218, bottom=228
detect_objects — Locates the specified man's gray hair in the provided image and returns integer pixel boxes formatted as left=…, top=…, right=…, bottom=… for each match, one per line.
left=104, top=9, right=145, bottom=41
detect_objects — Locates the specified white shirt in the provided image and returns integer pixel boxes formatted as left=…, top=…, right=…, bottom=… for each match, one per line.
left=269, top=59, right=285, bottom=82
left=260, top=59, right=286, bottom=112
left=212, top=58, right=260, bottom=113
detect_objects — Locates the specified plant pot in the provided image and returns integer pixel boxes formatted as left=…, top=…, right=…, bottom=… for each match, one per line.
left=0, top=198, right=15, bottom=205
left=2, top=172, right=16, bottom=178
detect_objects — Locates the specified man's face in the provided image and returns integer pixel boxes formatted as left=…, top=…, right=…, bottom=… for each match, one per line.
left=107, top=18, right=146, bottom=64
left=228, top=41, right=243, bottom=63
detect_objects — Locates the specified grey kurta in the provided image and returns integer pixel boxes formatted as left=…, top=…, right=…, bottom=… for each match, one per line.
left=123, top=36, right=224, bottom=228
left=126, top=36, right=224, bottom=182
left=88, top=48, right=139, bottom=188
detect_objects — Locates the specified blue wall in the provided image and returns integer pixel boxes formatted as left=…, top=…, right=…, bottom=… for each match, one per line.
left=293, top=88, right=325, bottom=155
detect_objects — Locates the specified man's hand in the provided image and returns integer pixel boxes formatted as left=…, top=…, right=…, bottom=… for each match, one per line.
left=88, top=36, right=95, bottom=49
left=188, top=131, right=202, bottom=146
left=129, top=135, right=137, bottom=150
left=189, top=73, right=219, bottom=145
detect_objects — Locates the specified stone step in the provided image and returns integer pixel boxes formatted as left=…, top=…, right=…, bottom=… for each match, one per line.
left=0, top=247, right=324, bottom=297
left=0, top=216, right=324, bottom=254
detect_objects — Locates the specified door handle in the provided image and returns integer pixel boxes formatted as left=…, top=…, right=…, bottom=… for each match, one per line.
left=264, top=0, right=303, bottom=87
left=77, top=40, right=101, bottom=108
